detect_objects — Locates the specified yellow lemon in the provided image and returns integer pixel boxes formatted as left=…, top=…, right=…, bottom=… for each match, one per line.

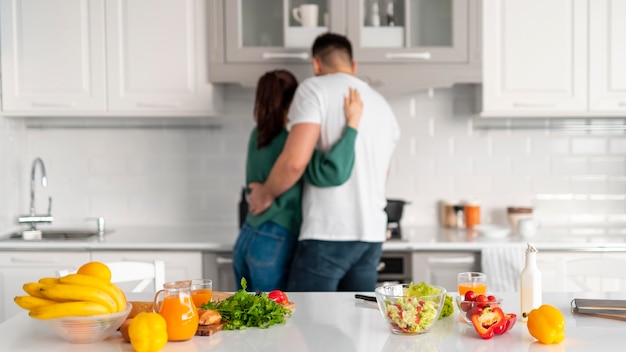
left=76, top=261, right=112, bottom=282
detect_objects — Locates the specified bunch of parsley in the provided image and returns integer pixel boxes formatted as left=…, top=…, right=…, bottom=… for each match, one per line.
left=201, top=278, right=291, bottom=330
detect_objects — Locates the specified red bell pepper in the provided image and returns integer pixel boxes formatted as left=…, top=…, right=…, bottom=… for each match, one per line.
left=471, top=306, right=507, bottom=339
left=501, top=313, right=517, bottom=333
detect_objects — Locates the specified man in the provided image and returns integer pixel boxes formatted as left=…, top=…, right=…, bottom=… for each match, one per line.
left=247, top=32, right=400, bottom=291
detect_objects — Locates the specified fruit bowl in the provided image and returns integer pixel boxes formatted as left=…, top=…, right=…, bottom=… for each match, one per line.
left=374, top=284, right=446, bottom=335
left=455, top=294, right=502, bottom=324
left=42, top=303, right=132, bottom=344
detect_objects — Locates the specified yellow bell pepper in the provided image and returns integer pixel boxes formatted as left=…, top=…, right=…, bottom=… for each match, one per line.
left=526, top=304, right=565, bottom=344
left=128, top=312, right=168, bottom=352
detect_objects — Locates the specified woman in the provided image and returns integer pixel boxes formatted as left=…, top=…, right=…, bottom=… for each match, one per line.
left=232, top=69, right=362, bottom=292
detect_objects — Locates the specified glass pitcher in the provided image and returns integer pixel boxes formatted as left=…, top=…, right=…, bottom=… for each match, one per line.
left=153, top=280, right=199, bottom=341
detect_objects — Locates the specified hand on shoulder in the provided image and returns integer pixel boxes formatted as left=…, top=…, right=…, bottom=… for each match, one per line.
left=344, top=88, right=363, bottom=129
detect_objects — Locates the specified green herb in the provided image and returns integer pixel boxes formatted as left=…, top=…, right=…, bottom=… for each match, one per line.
left=201, top=277, right=291, bottom=330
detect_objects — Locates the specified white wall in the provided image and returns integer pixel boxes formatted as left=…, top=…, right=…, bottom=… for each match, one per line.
left=4, top=84, right=626, bottom=232
left=0, top=117, right=24, bottom=230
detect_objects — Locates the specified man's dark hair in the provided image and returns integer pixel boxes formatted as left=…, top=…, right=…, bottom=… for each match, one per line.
left=311, top=32, right=353, bottom=67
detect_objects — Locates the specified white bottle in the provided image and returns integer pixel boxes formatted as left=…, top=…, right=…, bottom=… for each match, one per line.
left=520, top=243, right=542, bottom=322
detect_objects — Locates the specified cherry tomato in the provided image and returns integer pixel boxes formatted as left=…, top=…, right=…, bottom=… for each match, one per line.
left=460, top=301, right=472, bottom=312
left=268, top=290, right=289, bottom=304
left=487, top=295, right=497, bottom=302
left=464, top=290, right=477, bottom=302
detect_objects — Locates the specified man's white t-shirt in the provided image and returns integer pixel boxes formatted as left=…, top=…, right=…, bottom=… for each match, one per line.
left=288, top=73, right=400, bottom=242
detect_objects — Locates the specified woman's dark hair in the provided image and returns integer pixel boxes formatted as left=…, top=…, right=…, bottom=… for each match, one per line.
left=254, top=70, right=299, bottom=148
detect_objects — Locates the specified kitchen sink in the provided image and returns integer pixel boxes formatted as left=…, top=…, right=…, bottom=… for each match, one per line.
left=2, top=229, right=105, bottom=241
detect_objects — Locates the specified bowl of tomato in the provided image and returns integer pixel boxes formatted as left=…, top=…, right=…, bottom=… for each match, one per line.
left=455, top=291, right=502, bottom=324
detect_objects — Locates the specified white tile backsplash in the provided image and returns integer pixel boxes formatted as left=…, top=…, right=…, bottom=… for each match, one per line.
left=1, top=84, right=625, bottom=230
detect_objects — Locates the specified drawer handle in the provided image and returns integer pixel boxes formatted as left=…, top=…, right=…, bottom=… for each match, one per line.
left=30, top=102, right=77, bottom=108
left=216, top=257, right=233, bottom=265
left=262, top=52, right=309, bottom=60
left=426, top=256, right=475, bottom=265
left=136, top=102, right=182, bottom=109
left=384, top=52, right=431, bottom=60
left=512, top=102, right=556, bottom=108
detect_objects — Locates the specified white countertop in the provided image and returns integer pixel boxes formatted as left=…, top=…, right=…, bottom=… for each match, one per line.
left=1, top=224, right=626, bottom=252
left=1, top=291, right=625, bottom=351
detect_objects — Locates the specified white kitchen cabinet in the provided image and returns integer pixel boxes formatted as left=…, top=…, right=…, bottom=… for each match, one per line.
left=412, top=251, right=481, bottom=293
left=90, top=251, right=203, bottom=290
left=210, top=0, right=482, bottom=96
left=481, top=0, right=626, bottom=117
left=0, top=0, right=221, bottom=117
left=0, top=0, right=107, bottom=112
left=0, top=251, right=91, bottom=323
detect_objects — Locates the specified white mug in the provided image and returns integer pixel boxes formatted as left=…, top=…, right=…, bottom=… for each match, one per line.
left=293, top=4, right=319, bottom=27
left=517, top=218, right=541, bottom=238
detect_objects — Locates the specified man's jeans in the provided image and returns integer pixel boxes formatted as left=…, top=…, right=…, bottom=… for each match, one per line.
left=287, top=239, right=383, bottom=292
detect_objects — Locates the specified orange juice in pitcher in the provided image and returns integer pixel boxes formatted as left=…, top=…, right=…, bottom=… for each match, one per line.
left=154, top=280, right=198, bottom=341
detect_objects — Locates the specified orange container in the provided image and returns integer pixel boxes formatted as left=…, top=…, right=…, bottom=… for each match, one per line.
left=464, top=202, right=481, bottom=228
left=154, top=281, right=198, bottom=341
left=191, top=289, right=213, bottom=308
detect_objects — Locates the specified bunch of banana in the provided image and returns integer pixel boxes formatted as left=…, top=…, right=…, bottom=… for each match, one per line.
left=14, top=273, right=127, bottom=320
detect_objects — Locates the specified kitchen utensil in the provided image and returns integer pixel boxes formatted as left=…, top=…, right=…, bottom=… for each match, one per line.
left=455, top=294, right=503, bottom=324
left=191, top=279, right=213, bottom=307
left=354, top=294, right=377, bottom=302
left=153, top=280, right=199, bottom=341
left=292, top=4, right=318, bottom=27
left=517, top=218, right=541, bottom=238
left=457, top=272, right=487, bottom=295
left=43, top=303, right=132, bottom=344
left=385, top=199, right=410, bottom=239
left=374, top=283, right=446, bottom=335
left=474, top=224, right=510, bottom=238
left=507, top=206, right=533, bottom=230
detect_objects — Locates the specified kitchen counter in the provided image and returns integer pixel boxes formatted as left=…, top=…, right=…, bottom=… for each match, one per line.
left=1, top=291, right=625, bottom=351
left=1, top=224, right=626, bottom=252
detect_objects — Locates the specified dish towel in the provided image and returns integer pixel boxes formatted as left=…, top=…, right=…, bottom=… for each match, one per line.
left=481, top=246, right=526, bottom=292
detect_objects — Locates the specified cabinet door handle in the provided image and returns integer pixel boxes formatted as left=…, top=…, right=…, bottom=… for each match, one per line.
left=427, top=256, right=475, bottom=265
left=512, top=102, right=556, bottom=108
left=136, top=102, right=182, bottom=109
left=262, top=52, right=309, bottom=60
left=11, top=256, right=61, bottom=264
left=30, top=102, right=77, bottom=108
left=384, top=52, right=432, bottom=60
left=216, top=256, right=233, bottom=265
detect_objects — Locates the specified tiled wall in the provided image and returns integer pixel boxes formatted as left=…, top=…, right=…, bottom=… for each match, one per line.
left=0, top=118, right=24, bottom=230
left=5, top=84, right=626, bottom=232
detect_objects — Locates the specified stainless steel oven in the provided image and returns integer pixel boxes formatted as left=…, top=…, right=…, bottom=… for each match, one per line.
left=377, top=251, right=412, bottom=285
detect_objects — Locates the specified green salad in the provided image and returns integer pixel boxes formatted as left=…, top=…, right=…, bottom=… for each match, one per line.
left=383, top=282, right=451, bottom=334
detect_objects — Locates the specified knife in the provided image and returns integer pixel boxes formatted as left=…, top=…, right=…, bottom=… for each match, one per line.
left=354, top=294, right=377, bottom=302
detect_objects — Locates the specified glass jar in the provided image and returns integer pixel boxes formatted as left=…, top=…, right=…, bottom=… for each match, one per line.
left=153, top=280, right=199, bottom=341
left=464, top=201, right=481, bottom=228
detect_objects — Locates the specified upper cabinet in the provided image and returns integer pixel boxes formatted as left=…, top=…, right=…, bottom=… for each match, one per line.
left=481, top=0, right=626, bottom=117
left=0, top=0, right=222, bottom=117
left=209, top=0, right=482, bottom=96
left=348, top=0, right=468, bottom=63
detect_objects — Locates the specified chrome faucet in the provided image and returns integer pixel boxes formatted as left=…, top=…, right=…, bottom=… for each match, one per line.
left=18, top=157, right=53, bottom=229
left=30, top=158, right=47, bottom=216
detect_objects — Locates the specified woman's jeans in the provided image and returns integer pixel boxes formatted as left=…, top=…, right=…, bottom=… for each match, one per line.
left=232, top=221, right=297, bottom=292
